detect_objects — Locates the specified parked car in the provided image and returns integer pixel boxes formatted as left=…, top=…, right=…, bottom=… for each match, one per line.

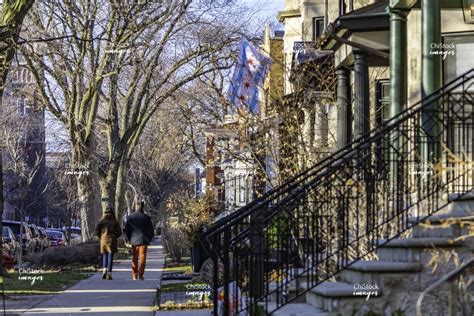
left=2, top=226, right=19, bottom=263
left=68, top=226, right=82, bottom=236
left=70, top=233, right=81, bottom=245
left=45, top=229, right=67, bottom=247
left=3, top=220, right=34, bottom=254
left=66, top=226, right=82, bottom=245
left=37, top=227, right=51, bottom=249
left=51, top=228, right=71, bottom=246
left=2, top=243, right=15, bottom=269
left=29, top=224, right=43, bottom=252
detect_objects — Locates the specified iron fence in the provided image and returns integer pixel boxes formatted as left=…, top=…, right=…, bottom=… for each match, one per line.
left=200, top=69, right=474, bottom=315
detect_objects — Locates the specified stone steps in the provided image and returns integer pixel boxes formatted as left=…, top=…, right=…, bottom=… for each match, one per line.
left=376, top=237, right=463, bottom=262
left=305, top=280, right=381, bottom=313
left=264, top=302, right=335, bottom=316
left=260, top=196, right=473, bottom=315
left=338, top=260, right=422, bottom=287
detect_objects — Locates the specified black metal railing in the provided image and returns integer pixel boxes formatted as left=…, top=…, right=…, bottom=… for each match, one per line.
left=213, top=174, right=261, bottom=221
left=200, top=69, right=474, bottom=315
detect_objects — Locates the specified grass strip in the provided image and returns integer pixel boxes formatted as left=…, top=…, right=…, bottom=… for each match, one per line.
left=3, top=271, right=92, bottom=295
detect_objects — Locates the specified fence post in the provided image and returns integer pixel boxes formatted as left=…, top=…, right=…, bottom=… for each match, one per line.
left=249, top=203, right=265, bottom=305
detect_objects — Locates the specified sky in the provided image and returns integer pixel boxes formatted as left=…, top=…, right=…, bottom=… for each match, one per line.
left=250, top=0, right=285, bottom=14
left=246, top=0, right=285, bottom=26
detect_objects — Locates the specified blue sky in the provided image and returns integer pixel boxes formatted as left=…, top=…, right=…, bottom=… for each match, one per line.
left=244, top=0, right=285, bottom=25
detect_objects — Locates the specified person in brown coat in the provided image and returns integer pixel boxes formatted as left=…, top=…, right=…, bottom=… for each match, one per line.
left=95, top=207, right=122, bottom=280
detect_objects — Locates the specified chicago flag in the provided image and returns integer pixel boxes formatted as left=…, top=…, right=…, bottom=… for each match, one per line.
left=227, top=37, right=271, bottom=114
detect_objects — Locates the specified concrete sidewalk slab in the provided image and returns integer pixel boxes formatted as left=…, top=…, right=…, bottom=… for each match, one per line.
left=155, top=310, right=212, bottom=316
left=7, top=239, right=164, bottom=316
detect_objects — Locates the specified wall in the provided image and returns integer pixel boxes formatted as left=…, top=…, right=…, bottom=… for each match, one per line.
left=407, top=7, right=474, bottom=107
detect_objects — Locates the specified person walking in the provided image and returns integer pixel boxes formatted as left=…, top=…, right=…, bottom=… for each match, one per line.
left=124, top=201, right=154, bottom=280
left=95, top=207, right=122, bottom=280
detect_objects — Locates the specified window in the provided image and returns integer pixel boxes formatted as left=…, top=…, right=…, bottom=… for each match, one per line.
left=11, top=69, right=19, bottom=83
left=376, top=80, right=390, bottom=125
left=375, top=80, right=390, bottom=178
left=17, top=96, right=28, bottom=116
left=312, top=17, right=324, bottom=41
left=21, top=69, right=29, bottom=83
left=443, top=33, right=474, bottom=88
left=442, top=33, right=474, bottom=158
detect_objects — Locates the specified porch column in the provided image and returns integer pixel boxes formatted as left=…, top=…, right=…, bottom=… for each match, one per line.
left=388, top=7, right=408, bottom=183
left=315, top=103, right=328, bottom=148
left=302, top=106, right=314, bottom=149
left=388, top=8, right=408, bottom=120
left=336, top=67, right=352, bottom=150
left=421, top=0, right=442, bottom=163
left=353, top=50, right=370, bottom=141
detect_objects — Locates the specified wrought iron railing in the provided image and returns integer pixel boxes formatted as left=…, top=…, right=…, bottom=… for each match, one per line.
left=213, top=174, right=261, bottom=221
left=200, top=69, right=474, bottom=315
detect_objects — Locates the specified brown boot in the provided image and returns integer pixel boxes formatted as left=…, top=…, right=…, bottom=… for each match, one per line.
left=106, top=272, right=113, bottom=280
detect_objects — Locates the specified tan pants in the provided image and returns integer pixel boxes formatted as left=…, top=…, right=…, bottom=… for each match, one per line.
left=132, top=245, right=148, bottom=278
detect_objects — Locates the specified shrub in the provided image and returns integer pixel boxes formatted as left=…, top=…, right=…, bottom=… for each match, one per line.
left=25, top=241, right=100, bottom=269
left=162, top=192, right=215, bottom=263
left=161, top=225, right=189, bottom=263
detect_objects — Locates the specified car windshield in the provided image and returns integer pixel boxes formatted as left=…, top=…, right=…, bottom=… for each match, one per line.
left=4, top=223, right=21, bottom=235
left=46, top=230, right=64, bottom=239
left=2, top=227, right=11, bottom=238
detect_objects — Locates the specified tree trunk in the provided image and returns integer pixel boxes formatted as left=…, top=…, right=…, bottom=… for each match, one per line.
left=72, top=139, right=101, bottom=241
left=114, top=159, right=129, bottom=219
left=99, top=159, right=120, bottom=215
left=77, top=170, right=101, bottom=241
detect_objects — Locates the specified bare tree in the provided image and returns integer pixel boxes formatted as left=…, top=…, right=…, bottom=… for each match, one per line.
left=19, top=0, right=253, bottom=239
left=0, top=0, right=36, bottom=272
left=1, top=103, right=45, bottom=265
left=0, top=0, right=35, bottom=97
left=127, top=103, right=195, bottom=223
left=43, top=161, right=77, bottom=228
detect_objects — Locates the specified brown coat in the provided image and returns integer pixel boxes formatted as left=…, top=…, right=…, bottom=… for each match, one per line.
left=95, top=213, right=122, bottom=253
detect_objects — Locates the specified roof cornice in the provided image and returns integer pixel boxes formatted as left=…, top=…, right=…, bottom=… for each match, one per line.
left=277, top=9, right=301, bottom=22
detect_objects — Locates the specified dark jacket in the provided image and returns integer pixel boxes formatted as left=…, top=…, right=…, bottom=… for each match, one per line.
left=95, top=213, right=122, bottom=253
left=124, top=211, right=154, bottom=246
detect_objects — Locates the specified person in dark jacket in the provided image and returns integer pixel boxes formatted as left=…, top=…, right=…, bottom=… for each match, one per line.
left=124, top=201, right=154, bottom=280
left=95, top=207, right=122, bottom=280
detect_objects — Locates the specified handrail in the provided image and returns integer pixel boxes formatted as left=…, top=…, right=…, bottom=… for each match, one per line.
left=416, top=258, right=474, bottom=316
left=201, top=68, right=474, bottom=316
left=202, top=68, right=474, bottom=239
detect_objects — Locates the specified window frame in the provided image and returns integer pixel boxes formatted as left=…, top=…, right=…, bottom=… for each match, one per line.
left=312, top=17, right=325, bottom=42
left=442, top=31, right=474, bottom=86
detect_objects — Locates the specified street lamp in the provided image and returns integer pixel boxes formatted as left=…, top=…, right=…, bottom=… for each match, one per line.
left=127, top=183, right=138, bottom=206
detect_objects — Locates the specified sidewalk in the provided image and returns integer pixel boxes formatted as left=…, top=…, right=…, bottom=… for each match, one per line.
left=7, top=239, right=164, bottom=316
left=155, top=310, right=211, bottom=316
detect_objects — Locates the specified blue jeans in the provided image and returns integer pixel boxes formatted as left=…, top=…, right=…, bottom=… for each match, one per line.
left=102, top=252, right=114, bottom=272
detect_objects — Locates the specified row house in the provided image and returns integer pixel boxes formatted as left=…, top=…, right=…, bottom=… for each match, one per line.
left=201, top=1, right=474, bottom=316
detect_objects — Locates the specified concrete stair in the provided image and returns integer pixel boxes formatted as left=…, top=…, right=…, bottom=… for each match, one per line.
left=305, top=280, right=379, bottom=313
left=265, top=303, right=336, bottom=316
left=262, top=196, right=473, bottom=315
left=376, top=237, right=463, bottom=262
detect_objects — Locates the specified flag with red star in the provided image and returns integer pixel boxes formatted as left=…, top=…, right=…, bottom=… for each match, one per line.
left=227, top=37, right=271, bottom=114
